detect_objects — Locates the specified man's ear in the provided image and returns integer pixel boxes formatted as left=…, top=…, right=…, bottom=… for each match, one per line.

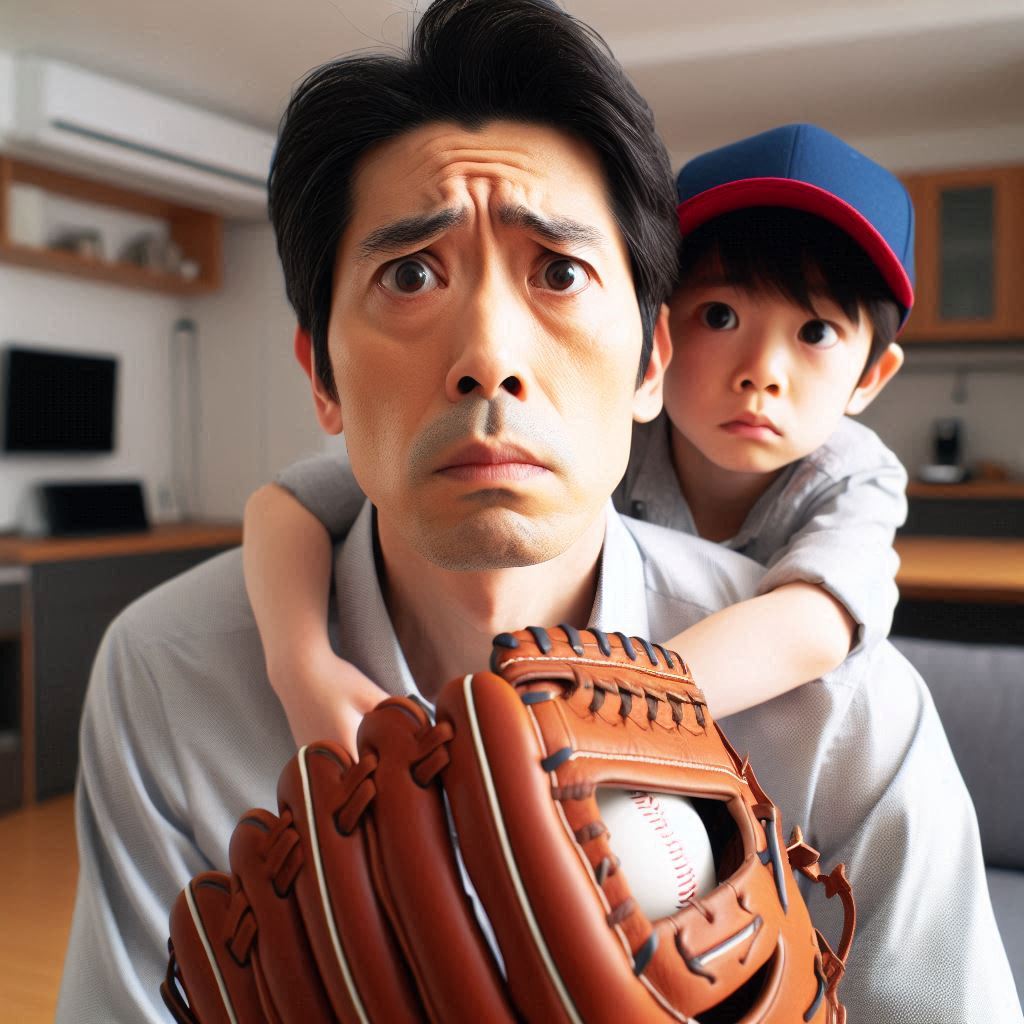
left=293, top=326, right=343, bottom=434
left=632, top=304, right=673, bottom=424
left=846, top=343, right=904, bottom=415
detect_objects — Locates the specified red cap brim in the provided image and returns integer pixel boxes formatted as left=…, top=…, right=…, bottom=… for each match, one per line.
left=677, top=178, right=914, bottom=315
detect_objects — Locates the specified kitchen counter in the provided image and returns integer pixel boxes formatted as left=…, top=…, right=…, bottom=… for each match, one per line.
left=895, top=536, right=1024, bottom=604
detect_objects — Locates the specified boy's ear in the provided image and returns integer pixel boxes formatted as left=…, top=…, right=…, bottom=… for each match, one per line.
left=293, top=326, right=343, bottom=434
left=846, top=343, right=904, bottom=415
left=632, top=303, right=673, bottom=424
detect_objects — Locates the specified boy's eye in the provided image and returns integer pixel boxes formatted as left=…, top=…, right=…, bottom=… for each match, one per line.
left=700, top=302, right=738, bottom=330
left=380, top=257, right=440, bottom=294
left=536, top=257, right=590, bottom=294
left=798, top=319, right=839, bottom=348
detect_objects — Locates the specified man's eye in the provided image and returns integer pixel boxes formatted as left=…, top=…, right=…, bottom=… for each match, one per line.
left=799, top=320, right=839, bottom=348
left=538, top=258, right=589, bottom=294
left=700, top=302, right=738, bottom=330
left=380, top=258, right=439, bottom=294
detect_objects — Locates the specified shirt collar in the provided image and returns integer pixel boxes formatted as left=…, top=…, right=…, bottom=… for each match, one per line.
left=333, top=499, right=650, bottom=701
left=627, top=416, right=696, bottom=535
left=333, top=502, right=419, bottom=700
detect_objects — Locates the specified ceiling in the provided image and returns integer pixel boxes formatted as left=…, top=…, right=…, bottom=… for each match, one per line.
left=2, top=0, right=1022, bottom=170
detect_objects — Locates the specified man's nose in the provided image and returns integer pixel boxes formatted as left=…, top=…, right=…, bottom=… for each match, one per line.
left=444, top=280, right=531, bottom=403
left=731, top=337, right=787, bottom=397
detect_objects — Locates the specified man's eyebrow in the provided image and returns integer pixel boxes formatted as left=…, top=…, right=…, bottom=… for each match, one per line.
left=499, top=204, right=606, bottom=248
left=356, top=208, right=468, bottom=261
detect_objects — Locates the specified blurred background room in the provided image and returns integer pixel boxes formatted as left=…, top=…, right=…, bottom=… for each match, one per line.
left=0, top=1, right=1022, bottom=1019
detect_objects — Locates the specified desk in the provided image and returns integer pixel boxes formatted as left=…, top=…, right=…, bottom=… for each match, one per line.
left=0, top=522, right=241, bottom=807
left=895, top=537, right=1024, bottom=604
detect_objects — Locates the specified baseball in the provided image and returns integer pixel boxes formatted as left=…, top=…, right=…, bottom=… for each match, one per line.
left=596, top=788, right=717, bottom=920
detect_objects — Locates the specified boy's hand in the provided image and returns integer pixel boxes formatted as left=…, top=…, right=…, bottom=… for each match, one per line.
left=270, top=647, right=388, bottom=755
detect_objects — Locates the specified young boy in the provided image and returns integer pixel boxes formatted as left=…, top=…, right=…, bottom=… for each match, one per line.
left=243, top=123, right=912, bottom=752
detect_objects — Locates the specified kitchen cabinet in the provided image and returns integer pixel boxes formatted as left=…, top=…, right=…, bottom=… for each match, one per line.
left=0, top=523, right=241, bottom=807
left=900, top=166, right=1024, bottom=342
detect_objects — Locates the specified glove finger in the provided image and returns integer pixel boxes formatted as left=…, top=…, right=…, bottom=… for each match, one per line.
left=163, top=871, right=270, bottom=1024
left=356, top=696, right=517, bottom=1024
left=277, top=740, right=425, bottom=1024
left=439, top=672, right=619, bottom=1023
left=228, top=807, right=336, bottom=1023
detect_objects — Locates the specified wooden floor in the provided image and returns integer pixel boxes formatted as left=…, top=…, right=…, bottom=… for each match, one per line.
left=0, top=795, right=78, bottom=1024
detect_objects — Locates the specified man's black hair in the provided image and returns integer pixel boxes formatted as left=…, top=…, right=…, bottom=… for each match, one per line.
left=268, top=0, right=679, bottom=399
left=677, top=207, right=901, bottom=375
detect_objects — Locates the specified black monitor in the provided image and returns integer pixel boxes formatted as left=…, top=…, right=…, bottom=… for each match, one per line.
left=2, top=345, right=118, bottom=453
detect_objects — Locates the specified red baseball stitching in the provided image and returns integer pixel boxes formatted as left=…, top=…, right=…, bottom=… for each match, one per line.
left=630, top=791, right=697, bottom=909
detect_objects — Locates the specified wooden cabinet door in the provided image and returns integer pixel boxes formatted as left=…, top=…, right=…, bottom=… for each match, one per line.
left=900, top=167, right=1024, bottom=343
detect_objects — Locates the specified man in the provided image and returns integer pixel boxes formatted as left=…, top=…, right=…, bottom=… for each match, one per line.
left=57, top=1, right=1020, bottom=1022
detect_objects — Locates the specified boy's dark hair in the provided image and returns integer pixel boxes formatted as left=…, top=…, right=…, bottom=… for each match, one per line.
left=678, top=207, right=901, bottom=375
left=268, top=0, right=679, bottom=399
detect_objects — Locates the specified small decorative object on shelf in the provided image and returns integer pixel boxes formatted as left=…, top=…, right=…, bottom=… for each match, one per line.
left=120, top=233, right=183, bottom=274
left=7, top=184, right=46, bottom=247
left=917, top=417, right=967, bottom=484
left=50, top=228, right=106, bottom=260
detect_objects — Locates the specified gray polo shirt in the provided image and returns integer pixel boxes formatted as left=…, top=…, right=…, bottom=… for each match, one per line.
left=57, top=502, right=1021, bottom=1023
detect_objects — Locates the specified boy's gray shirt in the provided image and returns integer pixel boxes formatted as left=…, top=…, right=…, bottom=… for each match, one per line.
left=617, top=413, right=908, bottom=653
left=58, top=499, right=1020, bottom=1023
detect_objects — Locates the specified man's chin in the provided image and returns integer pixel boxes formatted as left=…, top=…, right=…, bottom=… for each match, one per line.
left=413, top=507, right=571, bottom=572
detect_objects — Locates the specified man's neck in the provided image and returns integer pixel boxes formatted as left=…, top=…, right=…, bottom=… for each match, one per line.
left=374, top=509, right=607, bottom=699
left=669, top=427, right=782, bottom=542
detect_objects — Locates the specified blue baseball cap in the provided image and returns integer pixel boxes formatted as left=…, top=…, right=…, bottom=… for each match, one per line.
left=676, top=124, right=915, bottom=324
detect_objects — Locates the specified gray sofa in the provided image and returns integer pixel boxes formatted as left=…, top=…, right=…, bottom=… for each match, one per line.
left=892, top=635, right=1024, bottom=1003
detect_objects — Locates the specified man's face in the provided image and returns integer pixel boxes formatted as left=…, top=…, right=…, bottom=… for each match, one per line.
left=313, top=120, right=664, bottom=570
left=665, top=279, right=879, bottom=476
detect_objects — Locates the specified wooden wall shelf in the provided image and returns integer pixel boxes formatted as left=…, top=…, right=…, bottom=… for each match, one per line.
left=0, top=155, right=223, bottom=295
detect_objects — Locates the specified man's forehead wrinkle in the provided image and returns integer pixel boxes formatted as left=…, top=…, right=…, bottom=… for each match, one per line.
left=356, top=208, right=467, bottom=261
left=498, top=204, right=606, bottom=249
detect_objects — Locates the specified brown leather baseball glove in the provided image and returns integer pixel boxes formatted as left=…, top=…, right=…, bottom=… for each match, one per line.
left=162, top=625, right=855, bottom=1023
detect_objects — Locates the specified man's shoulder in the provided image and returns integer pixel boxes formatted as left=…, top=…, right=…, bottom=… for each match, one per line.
left=109, top=546, right=259, bottom=662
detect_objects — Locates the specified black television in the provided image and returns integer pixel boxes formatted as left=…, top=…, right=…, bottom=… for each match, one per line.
left=2, top=346, right=118, bottom=453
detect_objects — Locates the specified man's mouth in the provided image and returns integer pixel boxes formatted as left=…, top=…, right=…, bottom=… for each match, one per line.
left=435, top=440, right=551, bottom=483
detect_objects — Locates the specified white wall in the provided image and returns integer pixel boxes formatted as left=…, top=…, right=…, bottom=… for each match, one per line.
left=860, top=347, right=1024, bottom=478
left=0, top=221, right=326, bottom=532
left=0, top=265, right=181, bottom=530
left=184, top=222, right=328, bottom=521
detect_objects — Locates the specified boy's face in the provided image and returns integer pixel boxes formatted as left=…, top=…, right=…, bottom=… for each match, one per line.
left=664, top=277, right=896, bottom=476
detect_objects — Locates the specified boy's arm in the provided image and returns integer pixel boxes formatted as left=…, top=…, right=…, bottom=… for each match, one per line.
left=671, top=424, right=905, bottom=717
left=243, top=483, right=386, bottom=751
left=758, top=425, right=908, bottom=656
left=669, top=581, right=854, bottom=717
left=274, top=452, right=366, bottom=538
left=243, top=483, right=334, bottom=682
